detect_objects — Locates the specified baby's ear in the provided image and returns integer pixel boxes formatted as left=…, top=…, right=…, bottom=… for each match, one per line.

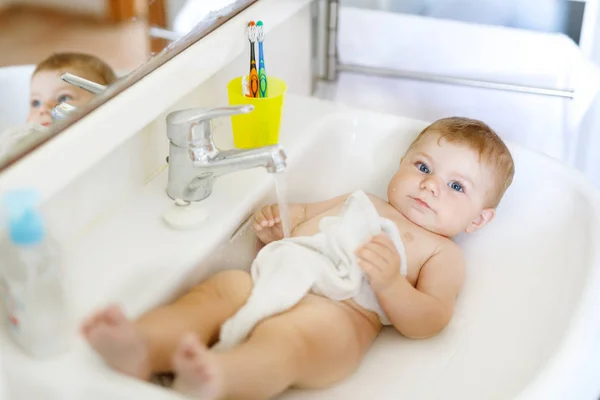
left=465, top=208, right=495, bottom=234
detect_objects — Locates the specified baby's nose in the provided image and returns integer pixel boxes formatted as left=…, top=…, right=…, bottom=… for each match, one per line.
left=38, top=103, right=54, bottom=115
left=422, top=177, right=440, bottom=195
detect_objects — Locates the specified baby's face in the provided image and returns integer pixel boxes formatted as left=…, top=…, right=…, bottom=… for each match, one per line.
left=388, top=132, right=496, bottom=237
left=26, top=69, right=97, bottom=126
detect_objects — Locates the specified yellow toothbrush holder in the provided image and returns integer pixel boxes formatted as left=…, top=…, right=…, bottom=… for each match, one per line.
left=227, top=76, right=287, bottom=148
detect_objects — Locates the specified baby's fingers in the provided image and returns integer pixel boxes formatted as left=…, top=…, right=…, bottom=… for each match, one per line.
left=357, top=258, right=379, bottom=281
left=261, top=206, right=276, bottom=227
left=260, top=205, right=281, bottom=227
left=253, top=209, right=269, bottom=231
left=253, top=217, right=264, bottom=232
left=356, top=246, right=386, bottom=271
left=371, top=235, right=400, bottom=260
left=272, top=204, right=281, bottom=223
left=253, top=205, right=281, bottom=232
left=372, top=234, right=396, bottom=250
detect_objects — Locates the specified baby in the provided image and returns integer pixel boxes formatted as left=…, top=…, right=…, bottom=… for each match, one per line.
left=26, top=52, right=117, bottom=126
left=81, top=117, right=515, bottom=399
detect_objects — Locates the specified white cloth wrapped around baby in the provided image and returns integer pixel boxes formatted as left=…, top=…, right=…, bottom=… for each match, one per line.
left=216, top=190, right=408, bottom=350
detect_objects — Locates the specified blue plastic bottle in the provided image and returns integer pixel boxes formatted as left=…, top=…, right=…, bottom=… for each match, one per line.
left=0, top=190, right=71, bottom=357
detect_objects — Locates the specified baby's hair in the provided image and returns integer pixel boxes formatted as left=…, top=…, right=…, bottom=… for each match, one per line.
left=408, top=117, right=515, bottom=208
left=33, top=52, right=117, bottom=86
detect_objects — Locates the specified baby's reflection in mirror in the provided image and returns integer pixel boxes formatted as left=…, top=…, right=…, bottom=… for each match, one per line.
left=27, top=52, right=117, bottom=126
left=0, top=52, right=116, bottom=161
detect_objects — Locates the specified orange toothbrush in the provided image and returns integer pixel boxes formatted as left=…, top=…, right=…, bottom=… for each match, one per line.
left=247, top=21, right=259, bottom=98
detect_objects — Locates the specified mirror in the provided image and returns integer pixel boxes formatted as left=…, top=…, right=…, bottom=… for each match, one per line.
left=0, top=0, right=257, bottom=170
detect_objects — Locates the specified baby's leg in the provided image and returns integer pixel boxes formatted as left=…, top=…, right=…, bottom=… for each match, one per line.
left=81, top=269, right=253, bottom=378
left=172, top=295, right=380, bottom=400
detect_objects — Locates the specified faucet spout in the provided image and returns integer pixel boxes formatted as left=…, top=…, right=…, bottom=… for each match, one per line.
left=174, top=145, right=287, bottom=202
left=192, top=145, right=287, bottom=174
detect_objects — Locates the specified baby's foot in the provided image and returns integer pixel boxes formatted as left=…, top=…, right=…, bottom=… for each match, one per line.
left=81, top=305, right=150, bottom=379
left=172, top=333, right=222, bottom=399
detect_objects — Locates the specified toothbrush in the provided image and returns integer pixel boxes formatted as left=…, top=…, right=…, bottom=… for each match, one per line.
left=256, top=20, right=268, bottom=98
left=247, top=21, right=259, bottom=98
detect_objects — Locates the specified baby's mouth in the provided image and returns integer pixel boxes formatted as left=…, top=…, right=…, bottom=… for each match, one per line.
left=411, top=197, right=433, bottom=211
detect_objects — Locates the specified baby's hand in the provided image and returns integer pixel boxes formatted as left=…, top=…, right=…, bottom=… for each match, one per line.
left=253, top=204, right=284, bottom=244
left=356, top=234, right=402, bottom=293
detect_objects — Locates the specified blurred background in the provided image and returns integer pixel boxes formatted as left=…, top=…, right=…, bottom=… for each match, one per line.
left=314, top=0, right=600, bottom=187
left=342, top=0, right=585, bottom=41
left=0, top=0, right=218, bottom=71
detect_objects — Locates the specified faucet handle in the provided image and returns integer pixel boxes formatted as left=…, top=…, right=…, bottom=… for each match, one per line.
left=166, top=105, right=254, bottom=148
left=166, top=105, right=254, bottom=126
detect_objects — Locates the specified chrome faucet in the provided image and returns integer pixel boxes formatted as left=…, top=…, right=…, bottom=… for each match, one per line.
left=165, top=105, right=287, bottom=202
left=50, top=73, right=107, bottom=121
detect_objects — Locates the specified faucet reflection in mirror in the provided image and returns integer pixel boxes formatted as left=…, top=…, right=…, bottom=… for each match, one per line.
left=166, top=105, right=287, bottom=202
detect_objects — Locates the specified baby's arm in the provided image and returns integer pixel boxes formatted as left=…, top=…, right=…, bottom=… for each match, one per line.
left=375, top=242, right=466, bottom=338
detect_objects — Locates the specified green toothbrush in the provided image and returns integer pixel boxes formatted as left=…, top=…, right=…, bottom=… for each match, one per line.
left=257, top=20, right=268, bottom=98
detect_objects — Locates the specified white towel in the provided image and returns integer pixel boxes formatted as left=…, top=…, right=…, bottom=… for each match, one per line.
left=217, top=191, right=408, bottom=350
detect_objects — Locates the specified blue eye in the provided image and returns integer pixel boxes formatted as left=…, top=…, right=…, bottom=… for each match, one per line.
left=58, top=95, right=72, bottom=103
left=31, top=100, right=40, bottom=108
left=449, top=181, right=464, bottom=192
left=417, top=163, right=430, bottom=174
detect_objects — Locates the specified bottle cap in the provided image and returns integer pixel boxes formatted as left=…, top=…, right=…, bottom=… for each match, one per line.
left=2, top=189, right=45, bottom=245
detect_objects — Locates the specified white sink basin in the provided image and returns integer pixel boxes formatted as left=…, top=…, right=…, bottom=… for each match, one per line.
left=196, top=111, right=600, bottom=400
left=1, top=338, right=183, bottom=400
left=3, top=96, right=600, bottom=399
